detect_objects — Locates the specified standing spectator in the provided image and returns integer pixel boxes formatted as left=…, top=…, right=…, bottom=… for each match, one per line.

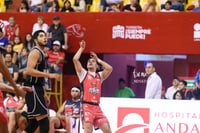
left=24, top=33, right=34, bottom=51
left=73, top=0, right=86, bottom=12
left=114, top=78, right=135, bottom=98
left=122, top=0, right=142, bottom=12
left=143, top=0, right=160, bottom=12
left=47, top=16, right=68, bottom=50
left=0, top=53, right=19, bottom=84
left=0, top=28, right=8, bottom=53
left=4, top=16, right=20, bottom=42
left=32, top=16, right=49, bottom=35
left=46, top=40, right=65, bottom=73
left=165, top=77, right=180, bottom=99
left=18, top=0, right=30, bottom=12
left=13, top=36, right=24, bottom=54
left=4, top=44, right=18, bottom=64
left=161, top=1, right=175, bottom=12
left=60, top=1, right=75, bottom=12
left=145, top=62, right=162, bottom=99
left=173, top=90, right=184, bottom=100
left=193, top=0, right=200, bottom=12
left=194, top=69, right=200, bottom=89
left=29, top=0, right=45, bottom=12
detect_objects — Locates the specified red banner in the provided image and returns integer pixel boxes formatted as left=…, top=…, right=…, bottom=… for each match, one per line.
left=0, top=12, right=200, bottom=54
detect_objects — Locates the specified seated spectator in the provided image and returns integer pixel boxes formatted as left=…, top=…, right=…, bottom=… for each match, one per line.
left=18, top=0, right=30, bottom=12
left=193, top=0, right=200, bottom=12
left=24, top=33, right=34, bottom=51
left=143, top=0, right=160, bottom=12
left=105, top=3, right=120, bottom=12
left=47, top=16, right=68, bottom=50
left=73, top=0, right=86, bottom=12
left=114, top=78, right=135, bottom=98
left=0, top=28, right=8, bottom=53
left=48, top=1, right=59, bottom=12
left=18, top=47, right=29, bottom=84
left=60, top=1, right=75, bottom=12
left=0, top=53, right=19, bottom=84
left=161, top=1, right=175, bottom=12
left=173, top=90, right=184, bottom=100
left=32, top=16, right=49, bottom=35
left=29, top=0, right=45, bottom=12
left=42, top=0, right=54, bottom=12
left=179, top=80, right=194, bottom=100
left=165, top=77, right=180, bottom=99
left=49, top=86, right=80, bottom=133
left=122, top=0, right=142, bottom=12
left=13, top=36, right=24, bottom=54
left=4, top=44, right=18, bottom=64
left=4, top=16, right=20, bottom=43
left=46, top=40, right=66, bottom=73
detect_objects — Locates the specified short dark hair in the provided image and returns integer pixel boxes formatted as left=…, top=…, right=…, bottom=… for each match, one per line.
left=33, top=30, right=45, bottom=40
left=180, top=80, right=187, bottom=86
left=173, top=90, right=184, bottom=100
left=166, top=1, right=172, bottom=5
left=119, top=78, right=126, bottom=83
left=5, top=52, right=13, bottom=58
left=173, top=77, right=180, bottom=82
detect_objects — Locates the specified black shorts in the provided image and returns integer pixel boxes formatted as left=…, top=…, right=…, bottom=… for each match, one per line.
left=25, top=85, right=48, bottom=118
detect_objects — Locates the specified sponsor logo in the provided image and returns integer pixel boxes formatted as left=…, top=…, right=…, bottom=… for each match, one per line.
left=112, top=25, right=151, bottom=40
left=193, top=23, right=200, bottom=41
left=115, top=107, right=150, bottom=133
left=66, top=24, right=85, bottom=38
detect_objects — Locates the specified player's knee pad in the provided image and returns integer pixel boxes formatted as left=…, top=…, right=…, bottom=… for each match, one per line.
left=24, top=119, right=38, bottom=133
left=38, top=117, right=49, bottom=133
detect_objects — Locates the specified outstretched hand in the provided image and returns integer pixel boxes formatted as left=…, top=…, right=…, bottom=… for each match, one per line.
left=80, top=40, right=86, bottom=49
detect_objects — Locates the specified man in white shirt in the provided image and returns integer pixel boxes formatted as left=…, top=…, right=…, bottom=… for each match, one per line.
left=29, top=0, right=45, bottom=12
left=145, top=63, right=162, bottom=99
left=165, top=77, right=180, bottom=99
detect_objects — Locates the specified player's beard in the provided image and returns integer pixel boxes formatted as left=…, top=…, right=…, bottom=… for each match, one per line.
left=38, top=41, right=47, bottom=47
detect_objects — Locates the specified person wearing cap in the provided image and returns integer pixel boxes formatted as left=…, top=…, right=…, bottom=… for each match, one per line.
left=0, top=28, right=8, bottom=53
left=47, top=16, right=68, bottom=50
left=46, top=40, right=65, bottom=73
left=49, top=85, right=81, bottom=133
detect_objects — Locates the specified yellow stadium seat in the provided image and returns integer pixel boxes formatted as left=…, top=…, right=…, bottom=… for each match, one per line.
left=69, top=0, right=75, bottom=6
left=185, top=0, right=199, bottom=9
left=58, top=0, right=65, bottom=8
left=89, top=0, right=100, bottom=12
left=0, top=0, right=6, bottom=12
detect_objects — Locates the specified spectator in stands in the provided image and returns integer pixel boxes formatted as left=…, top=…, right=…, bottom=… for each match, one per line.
left=0, top=53, right=19, bottom=84
left=143, top=0, right=160, bottom=12
left=47, top=16, right=68, bottom=50
left=48, top=1, right=59, bottom=12
left=4, top=16, right=20, bottom=42
left=194, top=69, right=200, bottom=89
left=42, top=0, right=54, bottom=12
left=161, top=1, right=175, bottom=12
left=193, top=0, right=200, bottom=12
left=170, top=0, right=184, bottom=11
left=165, top=77, right=180, bottom=100
left=0, top=28, right=8, bottom=53
left=105, top=3, right=120, bottom=12
left=29, top=0, right=45, bottom=12
left=4, top=44, right=18, bottom=64
left=49, top=85, right=80, bottom=133
left=46, top=40, right=65, bottom=73
left=122, top=0, right=142, bottom=12
left=145, top=62, right=162, bottom=99
left=179, top=80, right=194, bottom=100
left=18, top=0, right=30, bottom=12
left=173, top=90, right=184, bottom=100
left=60, top=1, right=75, bottom=12
left=114, top=78, right=135, bottom=98
left=18, top=47, right=29, bottom=84
left=32, top=16, right=49, bottom=35
left=73, top=0, right=86, bottom=12
left=13, top=36, right=23, bottom=54
left=24, top=33, right=34, bottom=51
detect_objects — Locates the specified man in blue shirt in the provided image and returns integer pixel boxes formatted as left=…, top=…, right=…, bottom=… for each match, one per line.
left=0, top=28, right=8, bottom=53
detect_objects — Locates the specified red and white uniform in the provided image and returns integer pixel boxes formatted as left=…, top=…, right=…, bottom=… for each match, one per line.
left=4, top=24, right=19, bottom=41
left=0, top=90, right=8, bottom=123
left=78, top=68, right=108, bottom=128
left=4, top=96, right=22, bottom=112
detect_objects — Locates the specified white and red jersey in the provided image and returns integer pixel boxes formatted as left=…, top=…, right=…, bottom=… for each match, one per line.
left=79, top=69, right=103, bottom=104
left=4, top=96, right=22, bottom=112
left=4, top=24, right=19, bottom=41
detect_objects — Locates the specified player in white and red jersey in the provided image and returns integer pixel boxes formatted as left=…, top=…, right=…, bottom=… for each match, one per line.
left=73, top=40, right=113, bottom=133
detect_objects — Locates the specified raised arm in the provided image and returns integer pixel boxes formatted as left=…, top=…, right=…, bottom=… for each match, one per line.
left=73, top=40, right=85, bottom=74
left=26, top=49, right=60, bottom=80
left=90, top=52, right=113, bottom=80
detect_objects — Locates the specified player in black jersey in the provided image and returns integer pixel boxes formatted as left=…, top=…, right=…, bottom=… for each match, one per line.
left=23, top=30, right=60, bottom=133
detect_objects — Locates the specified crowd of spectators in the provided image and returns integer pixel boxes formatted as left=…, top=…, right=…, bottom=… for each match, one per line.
left=1, top=0, right=200, bottom=12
